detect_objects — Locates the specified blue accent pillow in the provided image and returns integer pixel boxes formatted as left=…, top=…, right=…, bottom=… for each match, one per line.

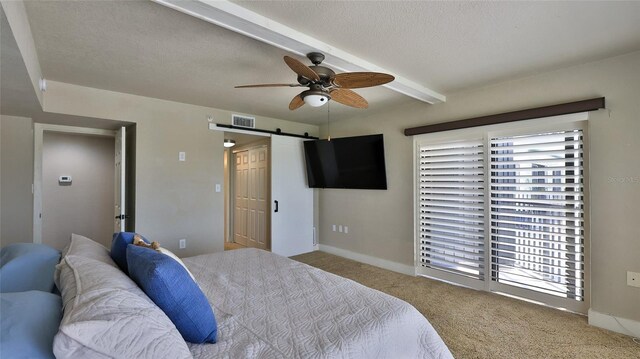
left=126, top=245, right=217, bottom=343
left=1, top=290, right=62, bottom=359
left=0, top=243, right=60, bottom=293
left=110, top=232, right=149, bottom=274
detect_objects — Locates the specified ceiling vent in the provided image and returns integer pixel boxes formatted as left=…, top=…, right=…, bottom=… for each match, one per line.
left=232, top=114, right=256, bottom=129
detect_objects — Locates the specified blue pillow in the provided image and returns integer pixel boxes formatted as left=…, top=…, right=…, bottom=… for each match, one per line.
left=0, top=243, right=60, bottom=293
left=110, top=232, right=149, bottom=274
left=126, top=245, right=217, bottom=343
left=1, top=290, right=62, bottom=359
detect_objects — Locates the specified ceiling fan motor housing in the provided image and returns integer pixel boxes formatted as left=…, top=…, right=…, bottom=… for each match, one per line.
left=307, top=52, right=325, bottom=65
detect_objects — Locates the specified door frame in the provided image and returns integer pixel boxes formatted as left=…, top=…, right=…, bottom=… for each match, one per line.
left=32, top=124, right=116, bottom=244
left=212, top=126, right=270, bottom=245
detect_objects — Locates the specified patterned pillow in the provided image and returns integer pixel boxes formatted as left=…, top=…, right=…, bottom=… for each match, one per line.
left=62, top=233, right=115, bottom=266
left=53, top=255, right=191, bottom=359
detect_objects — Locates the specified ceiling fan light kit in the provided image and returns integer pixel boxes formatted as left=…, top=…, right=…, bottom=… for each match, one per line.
left=301, top=85, right=331, bottom=107
left=236, top=52, right=394, bottom=110
left=223, top=139, right=236, bottom=148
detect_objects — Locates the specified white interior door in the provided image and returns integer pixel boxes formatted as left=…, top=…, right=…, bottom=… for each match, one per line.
left=271, top=136, right=314, bottom=257
left=114, top=126, right=126, bottom=231
left=247, top=145, right=270, bottom=250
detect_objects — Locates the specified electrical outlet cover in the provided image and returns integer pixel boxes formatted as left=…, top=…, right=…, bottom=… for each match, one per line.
left=628, top=271, right=640, bottom=288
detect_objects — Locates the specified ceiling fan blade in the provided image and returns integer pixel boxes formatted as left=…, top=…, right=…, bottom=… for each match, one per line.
left=289, top=94, right=305, bottom=110
left=333, top=72, right=395, bottom=89
left=284, top=56, right=320, bottom=82
left=235, top=83, right=301, bottom=88
left=330, top=89, right=368, bottom=109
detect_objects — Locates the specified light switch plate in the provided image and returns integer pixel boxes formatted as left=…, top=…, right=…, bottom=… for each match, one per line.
left=215, top=184, right=221, bottom=192
left=179, top=152, right=186, bottom=161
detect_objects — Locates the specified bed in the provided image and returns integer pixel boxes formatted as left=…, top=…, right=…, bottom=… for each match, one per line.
left=0, top=234, right=452, bottom=359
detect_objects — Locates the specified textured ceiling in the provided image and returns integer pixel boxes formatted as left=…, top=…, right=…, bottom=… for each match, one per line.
left=235, top=1, right=640, bottom=93
left=23, top=1, right=406, bottom=125
left=1, top=8, right=130, bottom=130
left=17, top=1, right=640, bottom=125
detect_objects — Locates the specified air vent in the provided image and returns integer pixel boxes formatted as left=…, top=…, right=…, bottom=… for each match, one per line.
left=232, top=114, right=256, bottom=128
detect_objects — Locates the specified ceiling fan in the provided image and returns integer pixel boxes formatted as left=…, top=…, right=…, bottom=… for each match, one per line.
left=235, top=52, right=395, bottom=110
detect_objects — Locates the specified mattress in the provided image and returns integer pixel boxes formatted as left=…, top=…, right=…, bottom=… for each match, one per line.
left=183, top=248, right=452, bottom=358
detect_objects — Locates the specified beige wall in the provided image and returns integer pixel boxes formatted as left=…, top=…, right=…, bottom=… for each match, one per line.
left=42, top=132, right=115, bottom=249
left=0, top=115, right=34, bottom=246
left=318, top=50, right=640, bottom=322
left=39, top=81, right=319, bottom=257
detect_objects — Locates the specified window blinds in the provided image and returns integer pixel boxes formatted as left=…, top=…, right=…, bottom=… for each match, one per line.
left=489, top=130, right=584, bottom=300
left=418, top=140, right=485, bottom=280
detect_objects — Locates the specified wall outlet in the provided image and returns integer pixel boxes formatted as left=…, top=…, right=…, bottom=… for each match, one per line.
left=332, top=224, right=336, bottom=232
left=338, top=225, right=343, bottom=233
left=344, top=226, right=349, bottom=234
left=179, top=239, right=186, bottom=249
left=628, top=271, right=640, bottom=288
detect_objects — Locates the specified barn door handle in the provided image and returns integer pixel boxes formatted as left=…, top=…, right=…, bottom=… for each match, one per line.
left=115, top=214, right=130, bottom=220
left=274, top=200, right=279, bottom=213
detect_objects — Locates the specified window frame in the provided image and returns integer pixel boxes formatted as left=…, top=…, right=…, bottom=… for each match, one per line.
left=413, top=112, right=590, bottom=313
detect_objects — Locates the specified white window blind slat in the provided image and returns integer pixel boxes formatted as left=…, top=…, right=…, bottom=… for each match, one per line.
left=421, top=236, right=485, bottom=249
left=490, top=139, right=582, bottom=151
left=491, top=166, right=582, bottom=174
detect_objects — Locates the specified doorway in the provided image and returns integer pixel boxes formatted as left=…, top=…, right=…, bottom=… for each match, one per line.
left=33, top=123, right=135, bottom=249
left=217, top=126, right=315, bottom=257
left=224, top=133, right=271, bottom=251
left=41, top=132, right=115, bottom=249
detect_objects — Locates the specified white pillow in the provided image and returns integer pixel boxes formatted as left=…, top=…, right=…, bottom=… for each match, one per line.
left=53, top=255, right=191, bottom=359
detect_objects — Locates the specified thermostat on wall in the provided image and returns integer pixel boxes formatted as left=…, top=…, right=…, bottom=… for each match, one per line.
left=59, top=175, right=72, bottom=185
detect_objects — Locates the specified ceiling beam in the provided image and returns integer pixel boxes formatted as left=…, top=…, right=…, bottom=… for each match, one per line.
left=1, top=0, right=44, bottom=107
left=152, top=0, right=446, bottom=104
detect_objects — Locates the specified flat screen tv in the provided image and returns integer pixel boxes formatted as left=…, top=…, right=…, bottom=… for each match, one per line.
left=303, top=134, right=387, bottom=190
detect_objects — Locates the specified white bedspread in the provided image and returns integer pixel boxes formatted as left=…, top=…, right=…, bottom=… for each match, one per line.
left=184, top=248, right=452, bottom=359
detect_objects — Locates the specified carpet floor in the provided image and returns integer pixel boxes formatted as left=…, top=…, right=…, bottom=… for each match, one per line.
left=292, top=251, right=639, bottom=359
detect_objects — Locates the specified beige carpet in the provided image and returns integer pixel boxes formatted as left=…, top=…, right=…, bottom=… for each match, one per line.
left=292, top=251, right=639, bottom=359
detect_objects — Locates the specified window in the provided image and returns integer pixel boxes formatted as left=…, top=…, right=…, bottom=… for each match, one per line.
left=415, top=116, right=588, bottom=312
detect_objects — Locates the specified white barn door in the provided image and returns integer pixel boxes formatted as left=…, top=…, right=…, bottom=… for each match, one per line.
left=270, top=136, right=314, bottom=257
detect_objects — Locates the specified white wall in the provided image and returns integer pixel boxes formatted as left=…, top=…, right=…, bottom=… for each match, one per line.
left=38, top=81, right=319, bottom=257
left=42, top=132, right=115, bottom=249
left=0, top=115, right=33, bottom=246
left=318, top=51, right=640, bottom=323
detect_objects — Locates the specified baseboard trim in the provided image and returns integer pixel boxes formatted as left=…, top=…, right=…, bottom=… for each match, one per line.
left=588, top=308, right=640, bottom=337
left=318, top=244, right=414, bottom=276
